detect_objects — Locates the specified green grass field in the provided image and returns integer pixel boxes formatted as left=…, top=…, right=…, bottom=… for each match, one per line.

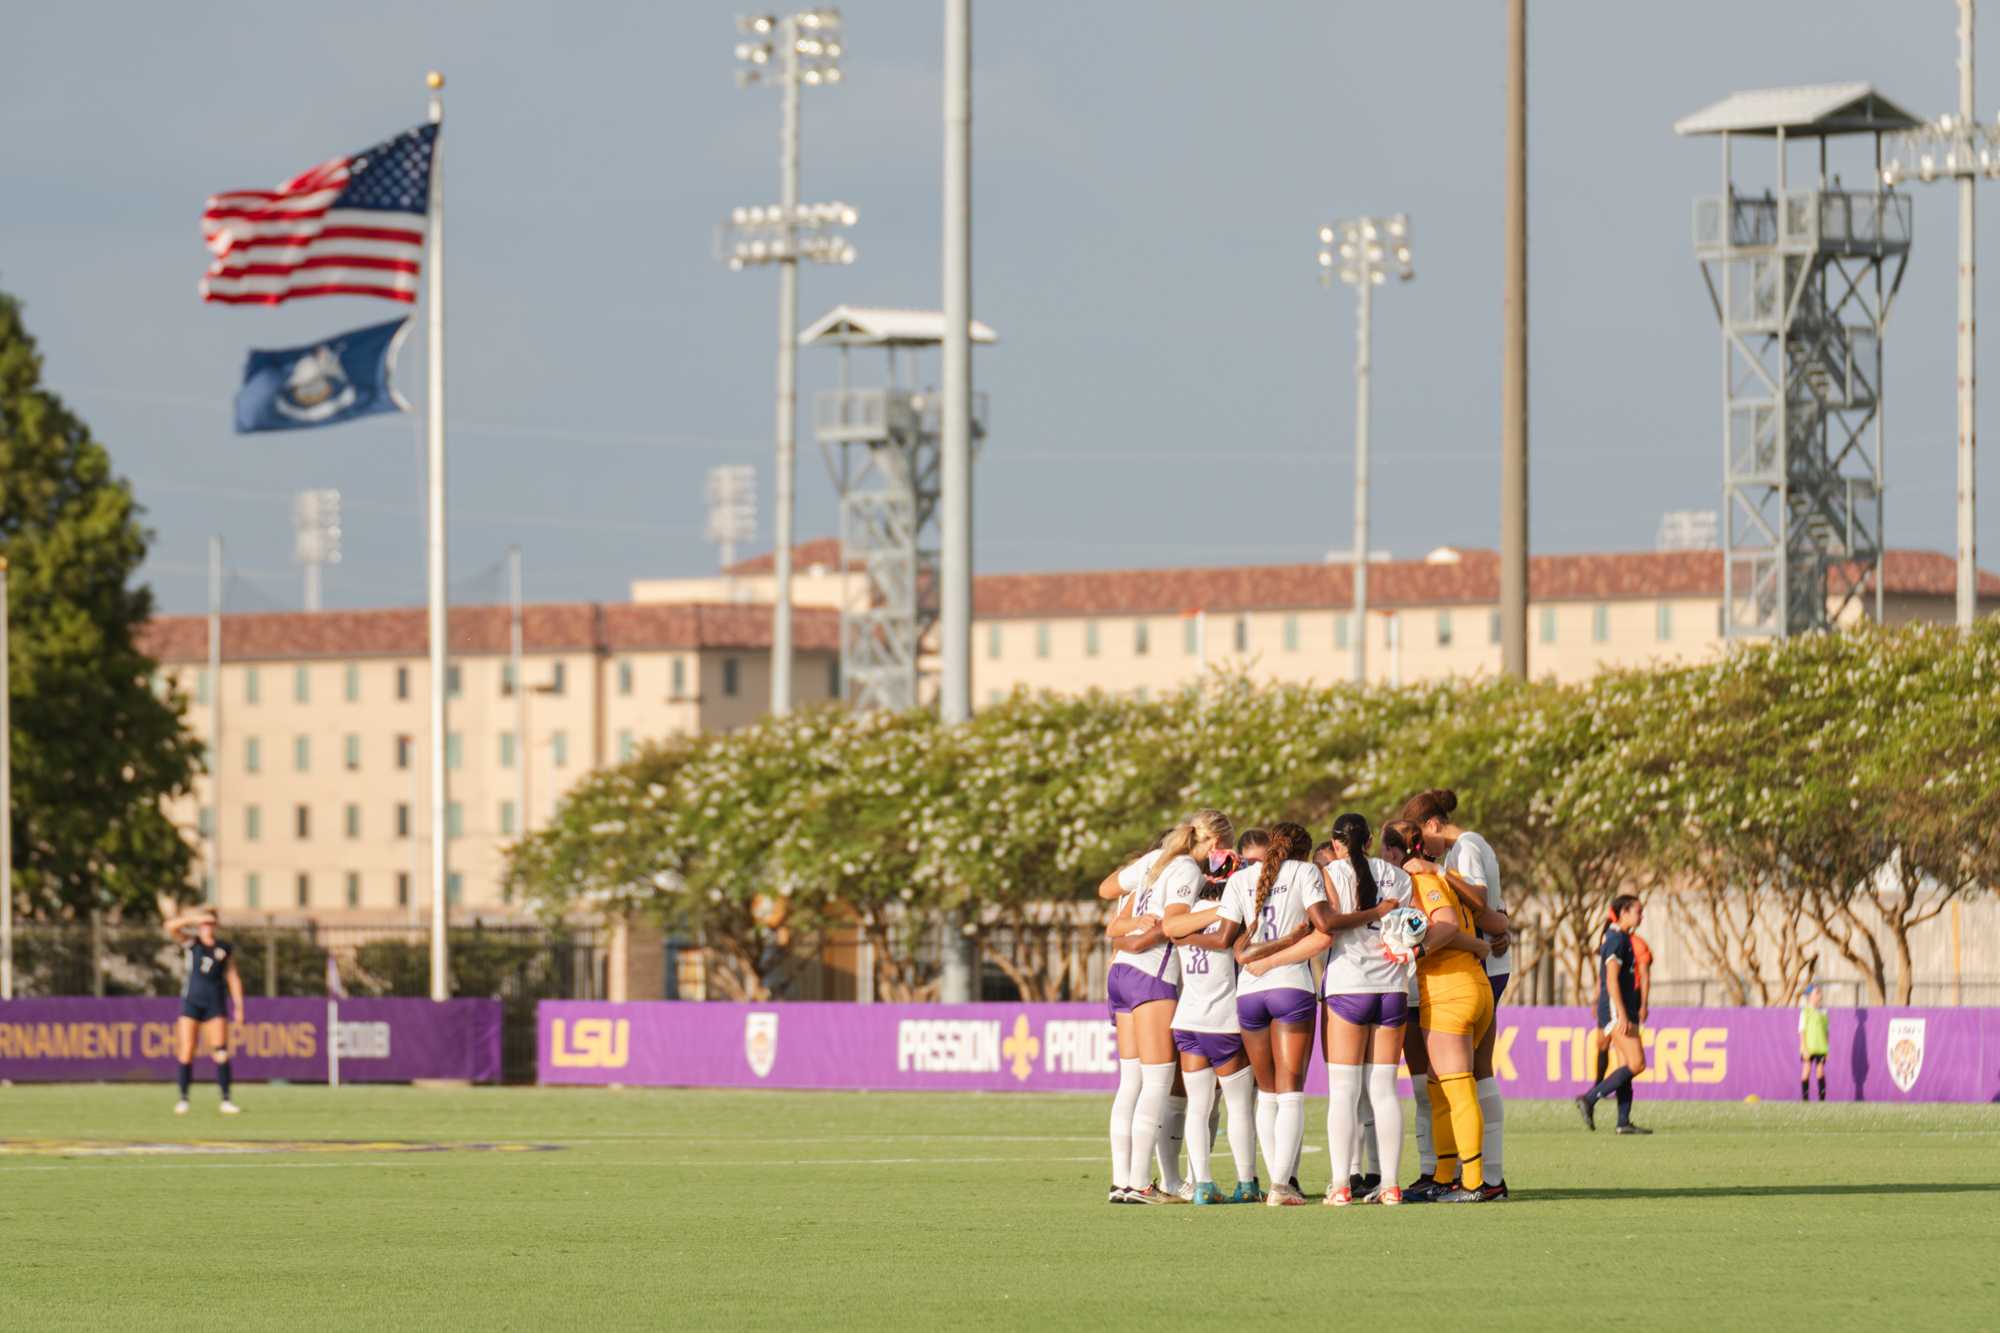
left=1, top=1085, right=1994, bottom=1330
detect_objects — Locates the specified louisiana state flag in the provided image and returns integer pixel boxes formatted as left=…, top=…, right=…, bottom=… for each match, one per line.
left=234, top=317, right=411, bottom=433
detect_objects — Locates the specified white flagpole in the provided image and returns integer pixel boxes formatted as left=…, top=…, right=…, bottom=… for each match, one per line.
left=424, top=71, right=451, bottom=1003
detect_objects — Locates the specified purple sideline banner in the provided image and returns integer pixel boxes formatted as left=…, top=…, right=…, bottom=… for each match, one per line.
left=538, top=1001, right=2000, bottom=1103
left=0, top=998, right=501, bottom=1084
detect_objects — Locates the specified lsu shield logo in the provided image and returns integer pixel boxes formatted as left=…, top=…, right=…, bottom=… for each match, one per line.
left=1887, top=1017, right=1925, bottom=1094
left=745, top=1012, right=779, bottom=1079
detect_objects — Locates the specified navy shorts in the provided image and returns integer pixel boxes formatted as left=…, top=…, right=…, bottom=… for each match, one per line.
left=181, top=995, right=229, bottom=1023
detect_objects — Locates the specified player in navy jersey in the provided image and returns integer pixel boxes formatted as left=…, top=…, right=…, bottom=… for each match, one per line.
left=1576, top=895, right=1649, bottom=1135
left=165, top=911, right=245, bottom=1115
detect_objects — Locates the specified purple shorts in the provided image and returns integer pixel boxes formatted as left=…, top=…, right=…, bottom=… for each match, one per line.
left=1490, top=972, right=1509, bottom=1004
left=1324, top=991, right=1410, bottom=1029
left=1236, top=987, right=1317, bottom=1031
left=1173, top=1028, right=1246, bottom=1067
left=1107, top=964, right=1179, bottom=1016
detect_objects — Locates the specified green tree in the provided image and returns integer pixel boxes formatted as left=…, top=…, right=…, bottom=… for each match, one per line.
left=0, top=290, right=201, bottom=919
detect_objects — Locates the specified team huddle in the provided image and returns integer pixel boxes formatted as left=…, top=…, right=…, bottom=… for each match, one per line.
left=1098, top=790, right=1511, bottom=1206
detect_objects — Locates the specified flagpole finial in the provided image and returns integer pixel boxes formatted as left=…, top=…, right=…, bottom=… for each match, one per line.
left=426, top=70, right=445, bottom=90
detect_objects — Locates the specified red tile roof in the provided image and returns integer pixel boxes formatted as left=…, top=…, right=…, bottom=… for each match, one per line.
left=723, top=537, right=854, bottom=576
left=139, top=603, right=840, bottom=664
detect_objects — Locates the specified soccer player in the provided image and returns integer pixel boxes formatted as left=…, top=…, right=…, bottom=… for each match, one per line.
left=1100, top=810, right=1233, bottom=1203
left=1162, top=848, right=1262, bottom=1204
left=1799, top=982, right=1830, bottom=1101
left=164, top=910, right=244, bottom=1115
left=1402, top=787, right=1512, bottom=1199
left=1215, top=821, right=1323, bottom=1206
left=1576, top=894, right=1650, bottom=1135
left=1382, top=820, right=1496, bottom=1203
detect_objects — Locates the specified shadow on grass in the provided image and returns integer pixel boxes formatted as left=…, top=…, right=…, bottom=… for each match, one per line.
left=1517, top=1182, right=2000, bottom=1202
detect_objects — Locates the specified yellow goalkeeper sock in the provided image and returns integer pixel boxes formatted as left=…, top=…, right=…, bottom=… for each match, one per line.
left=1427, top=1078, right=1457, bottom=1185
left=1438, top=1071, right=1485, bottom=1191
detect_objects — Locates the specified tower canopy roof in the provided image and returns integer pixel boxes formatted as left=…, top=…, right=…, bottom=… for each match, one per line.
left=800, top=305, right=998, bottom=347
left=1675, top=83, right=1922, bottom=137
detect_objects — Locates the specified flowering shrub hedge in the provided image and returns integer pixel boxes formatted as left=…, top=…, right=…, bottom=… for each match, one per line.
left=507, top=621, right=2000, bottom=1002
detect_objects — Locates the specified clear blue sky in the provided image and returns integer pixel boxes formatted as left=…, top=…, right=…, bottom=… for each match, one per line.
left=3, top=1, right=1993, bottom=613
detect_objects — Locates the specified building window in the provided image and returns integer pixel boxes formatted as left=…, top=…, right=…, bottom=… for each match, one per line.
left=501, top=661, right=516, bottom=697
left=828, top=659, right=840, bottom=699
left=548, top=661, right=567, bottom=695
left=1656, top=602, right=1674, bottom=642
left=345, top=872, right=360, bottom=909
left=1133, top=621, right=1150, bottom=655
left=987, top=624, right=1002, bottom=658
left=446, top=664, right=462, bottom=698
left=499, top=732, right=516, bottom=769
left=396, top=665, right=411, bottom=700
left=1540, top=607, right=1557, bottom=644
left=396, top=734, right=412, bottom=770
left=246, top=873, right=261, bottom=909
left=671, top=657, right=687, bottom=697
left=294, top=735, right=310, bottom=772
left=1283, top=616, right=1300, bottom=652
left=295, top=804, right=310, bottom=840
left=245, top=668, right=260, bottom=705
left=1335, top=614, right=1350, bottom=650
left=447, top=873, right=464, bottom=907
left=446, top=733, right=463, bottom=770
left=618, top=729, right=636, bottom=761
left=196, top=669, right=210, bottom=705
left=617, top=660, right=634, bottom=696
left=344, top=734, right=361, bottom=771
left=396, top=803, right=411, bottom=838
left=551, top=732, right=569, bottom=768
left=500, top=800, right=517, bottom=836
left=721, top=659, right=740, bottom=697
left=1183, top=617, right=1199, bottom=656
left=294, top=665, right=310, bottom=703
left=1036, top=623, right=1051, bottom=659
left=295, top=872, right=310, bottom=908
left=344, top=803, right=360, bottom=839
left=1489, top=609, right=1503, bottom=645
left=245, top=805, right=261, bottom=842
left=198, top=806, right=214, bottom=837
left=1085, top=621, right=1101, bottom=657
left=1437, top=611, right=1454, bottom=648
left=344, top=663, right=360, bottom=702
left=1233, top=616, right=1248, bottom=654
left=396, top=872, right=410, bottom=908
left=446, top=802, right=463, bottom=838
left=244, top=737, right=261, bottom=773
left=1593, top=604, right=1610, bottom=643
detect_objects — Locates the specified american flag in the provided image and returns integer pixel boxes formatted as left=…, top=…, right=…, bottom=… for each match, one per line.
left=201, top=123, right=436, bottom=306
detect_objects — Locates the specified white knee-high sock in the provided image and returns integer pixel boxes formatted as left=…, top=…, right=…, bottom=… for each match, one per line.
left=1274, top=1091, right=1306, bottom=1187
left=1477, top=1076, right=1505, bottom=1182
left=1355, top=1074, right=1379, bottom=1176
left=1219, top=1068, right=1257, bottom=1183
left=1326, top=1065, right=1363, bottom=1191
left=1207, top=1090, right=1222, bottom=1151
left=1129, top=1063, right=1175, bottom=1191
left=1158, top=1094, right=1188, bottom=1192
left=1368, top=1063, right=1404, bottom=1187
left=1109, top=1058, right=1141, bottom=1189
left=1182, top=1069, right=1219, bottom=1184
left=1254, top=1089, right=1279, bottom=1184
left=1414, top=1083, right=1436, bottom=1175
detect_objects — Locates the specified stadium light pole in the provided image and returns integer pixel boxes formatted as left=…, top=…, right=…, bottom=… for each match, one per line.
left=726, top=10, right=850, bottom=715
left=1501, top=0, right=1529, bottom=677
left=1318, top=214, right=1414, bottom=686
left=1885, top=0, right=1999, bottom=628
left=293, top=488, right=342, bottom=612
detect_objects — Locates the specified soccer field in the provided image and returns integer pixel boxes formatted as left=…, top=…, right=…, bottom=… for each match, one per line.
left=1, top=1086, right=1994, bottom=1330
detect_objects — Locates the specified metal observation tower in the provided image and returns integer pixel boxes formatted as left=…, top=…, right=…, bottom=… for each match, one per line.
left=805, top=306, right=993, bottom=711
left=1676, top=85, right=1919, bottom=637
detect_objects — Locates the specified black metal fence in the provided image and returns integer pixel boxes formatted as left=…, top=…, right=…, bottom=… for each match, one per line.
left=6, top=922, right=601, bottom=1084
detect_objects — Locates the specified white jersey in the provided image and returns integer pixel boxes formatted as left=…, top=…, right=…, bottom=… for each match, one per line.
left=1444, top=831, right=1508, bottom=978
left=1320, top=855, right=1413, bottom=995
left=1218, top=859, right=1325, bottom=997
left=1167, top=875, right=1239, bottom=1033
left=1111, top=849, right=1182, bottom=985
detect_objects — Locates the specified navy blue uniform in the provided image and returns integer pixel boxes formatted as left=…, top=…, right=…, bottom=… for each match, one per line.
left=1594, top=927, right=1640, bottom=1029
left=181, top=938, right=235, bottom=1022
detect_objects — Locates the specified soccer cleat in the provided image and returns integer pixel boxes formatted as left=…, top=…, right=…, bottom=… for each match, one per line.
left=1192, top=1181, right=1225, bottom=1205
left=1359, top=1172, right=1381, bottom=1195
left=1126, top=1186, right=1173, bottom=1205
left=1475, top=1180, right=1509, bottom=1202
left=1400, top=1176, right=1448, bottom=1204
left=1615, top=1122, right=1653, bottom=1136
left=1265, top=1183, right=1308, bottom=1207
left=1324, top=1185, right=1353, bottom=1207
left=1377, top=1186, right=1404, bottom=1206
left=173, top=1100, right=189, bottom=1116
left=1348, top=1172, right=1367, bottom=1195
left=1109, top=1187, right=1130, bottom=1204
left=1227, top=1179, right=1266, bottom=1205
left=1171, top=1179, right=1196, bottom=1203
left=218, top=1101, right=241, bottom=1115
left=1438, top=1186, right=1497, bottom=1203
left=1574, top=1094, right=1597, bottom=1131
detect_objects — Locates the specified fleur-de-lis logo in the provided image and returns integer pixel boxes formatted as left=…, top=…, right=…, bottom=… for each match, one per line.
left=1003, top=1015, right=1039, bottom=1081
